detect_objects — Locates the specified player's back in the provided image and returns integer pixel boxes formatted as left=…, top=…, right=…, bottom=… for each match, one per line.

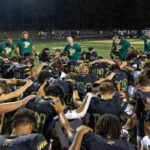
left=81, top=132, right=135, bottom=150
left=0, top=133, right=49, bottom=150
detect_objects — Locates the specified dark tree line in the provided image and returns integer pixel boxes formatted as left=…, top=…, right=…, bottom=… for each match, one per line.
left=0, top=0, right=150, bottom=31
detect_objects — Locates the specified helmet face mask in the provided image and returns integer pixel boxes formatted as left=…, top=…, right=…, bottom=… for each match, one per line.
left=40, top=48, right=51, bottom=62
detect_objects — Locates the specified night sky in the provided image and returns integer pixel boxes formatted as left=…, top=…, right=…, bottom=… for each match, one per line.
left=0, top=0, right=150, bottom=30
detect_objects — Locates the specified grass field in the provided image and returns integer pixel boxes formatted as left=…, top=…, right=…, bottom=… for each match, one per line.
left=34, top=39, right=144, bottom=58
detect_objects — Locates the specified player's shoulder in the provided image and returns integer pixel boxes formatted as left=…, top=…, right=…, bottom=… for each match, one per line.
left=74, top=43, right=79, bottom=46
left=64, top=44, right=70, bottom=48
left=19, top=134, right=48, bottom=150
left=27, top=133, right=46, bottom=141
left=114, top=139, right=135, bottom=150
left=91, top=96, right=100, bottom=102
left=121, top=39, right=130, bottom=44
left=26, top=96, right=50, bottom=110
left=18, top=38, right=24, bottom=42
left=82, top=131, right=104, bottom=143
left=74, top=43, right=81, bottom=49
left=28, top=38, right=33, bottom=42
left=0, top=42, right=6, bottom=46
left=137, top=89, right=150, bottom=99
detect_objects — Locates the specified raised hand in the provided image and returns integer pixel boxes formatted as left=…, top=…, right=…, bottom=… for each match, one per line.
left=51, top=98, right=66, bottom=113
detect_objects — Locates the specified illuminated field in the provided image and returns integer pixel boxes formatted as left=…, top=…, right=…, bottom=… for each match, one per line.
left=34, top=39, right=144, bottom=58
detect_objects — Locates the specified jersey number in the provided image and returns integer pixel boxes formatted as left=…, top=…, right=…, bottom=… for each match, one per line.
left=33, top=112, right=46, bottom=133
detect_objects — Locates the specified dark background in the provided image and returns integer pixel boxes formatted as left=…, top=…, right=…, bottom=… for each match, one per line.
left=0, top=0, right=150, bottom=31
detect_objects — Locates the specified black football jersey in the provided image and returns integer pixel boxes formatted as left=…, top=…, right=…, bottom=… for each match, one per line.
left=26, top=97, right=57, bottom=140
left=111, top=69, right=129, bottom=92
left=75, top=73, right=99, bottom=92
left=81, top=132, right=135, bottom=150
left=91, top=62, right=110, bottom=78
left=83, top=94, right=127, bottom=128
left=0, top=133, right=49, bottom=150
left=135, top=89, right=150, bottom=120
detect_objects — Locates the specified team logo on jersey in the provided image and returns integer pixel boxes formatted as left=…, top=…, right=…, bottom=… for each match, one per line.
left=69, top=48, right=75, bottom=56
left=116, top=45, right=122, bottom=51
left=24, top=41, right=30, bottom=48
left=5, top=47, right=11, bottom=54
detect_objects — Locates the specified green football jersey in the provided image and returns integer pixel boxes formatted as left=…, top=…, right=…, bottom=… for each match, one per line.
left=139, top=35, right=150, bottom=52
left=0, top=42, right=15, bottom=62
left=64, top=43, right=81, bottom=61
left=17, top=38, right=33, bottom=55
left=112, top=40, right=131, bottom=61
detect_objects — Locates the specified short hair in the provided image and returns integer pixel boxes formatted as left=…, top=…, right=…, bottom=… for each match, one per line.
left=60, top=52, right=67, bottom=57
left=88, top=47, right=94, bottom=51
left=22, top=31, right=28, bottom=36
left=65, top=72, right=76, bottom=80
left=96, top=114, right=121, bottom=140
left=67, top=36, right=73, bottom=40
left=135, top=73, right=150, bottom=87
left=44, top=80, right=65, bottom=98
left=143, top=60, right=150, bottom=71
left=55, top=49, right=62, bottom=53
left=99, top=81, right=115, bottom=95
left=78, top=63, right=89, bottom=74
left=12, top=109, right=36, bottom=128
left=51, top=58, right=62, bottom=69
left=144, top=69, right=150, bottom=79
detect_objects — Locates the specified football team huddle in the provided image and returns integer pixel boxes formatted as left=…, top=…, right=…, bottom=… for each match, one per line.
left=0, top=31, right=149, bottom=150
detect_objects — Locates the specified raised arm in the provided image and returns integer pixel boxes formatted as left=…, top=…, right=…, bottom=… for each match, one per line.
left=0, top=80, right=33, bottom=101
left=51, top=99, right=75, bottom=141
left=0, top=95, right=36, bottom=113
left=37, top=80, right=47, bottom=97
left=36, top=63, right=48, bottom=75
left=95, top=72, right=116, bottom=84
left=90, top=59, right=115, bottom=65
left=0, top=78, right=27, bottom=85
left=64, top=93, right=93, bottom=120
left=69, top=126, right=93, bottom=150
left=72, top=90, right=82, bottom=108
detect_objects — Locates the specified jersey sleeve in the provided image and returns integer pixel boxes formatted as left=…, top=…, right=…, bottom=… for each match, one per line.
left=82, top=132, right=105, bottom=150
left=139, top=35, right=146, bottom=41
left=82, top=132, right=97, bottom=143
left=126, top=40, right=131, bottom=47
left=64, top=45, right=68, bottom=52
left=16, top=40, right=20, bottom=48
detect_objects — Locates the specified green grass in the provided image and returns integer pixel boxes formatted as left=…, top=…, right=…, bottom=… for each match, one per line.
left=34, top=39, right=145, bottom=58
